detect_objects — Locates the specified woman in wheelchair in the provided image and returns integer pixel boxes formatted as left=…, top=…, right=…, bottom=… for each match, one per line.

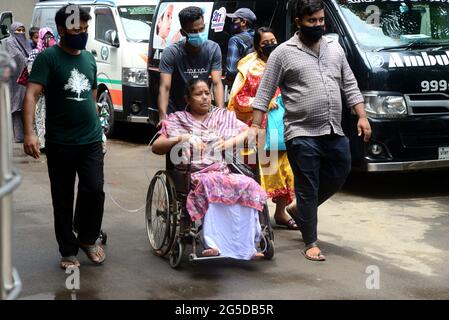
left=152, top=79, right=267, bottom=260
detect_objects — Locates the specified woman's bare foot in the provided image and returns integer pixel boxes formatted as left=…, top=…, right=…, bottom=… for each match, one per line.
left=286, top=199, right=297, bottom=217
left=273, top=199, right=299, bottom=230
left=202, top=248, right=219, bottom=257
left=251, top=252, right=265, bottom=260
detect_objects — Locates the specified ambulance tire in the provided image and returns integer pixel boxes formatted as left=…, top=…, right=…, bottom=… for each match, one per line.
left=98, top=90, right=115, bottom=138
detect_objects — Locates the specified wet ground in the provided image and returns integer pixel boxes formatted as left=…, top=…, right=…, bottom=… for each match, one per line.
left=11, top=123, right=449, bottom=300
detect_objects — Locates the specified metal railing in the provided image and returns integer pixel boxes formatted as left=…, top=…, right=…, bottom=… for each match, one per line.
left=0, top=50, right=22, bottom=300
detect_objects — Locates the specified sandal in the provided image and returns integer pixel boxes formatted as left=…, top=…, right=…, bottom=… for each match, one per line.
left=80, top=244, right=106, bottom=264
left=274, top=218, right=300, bottom=230
left=60, top=256, right=80, bottom=269
left=302, top=242, right=326, bottom=262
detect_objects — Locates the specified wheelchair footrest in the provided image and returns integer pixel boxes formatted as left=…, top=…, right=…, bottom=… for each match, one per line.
left=188, top=253, right=226, bottom=262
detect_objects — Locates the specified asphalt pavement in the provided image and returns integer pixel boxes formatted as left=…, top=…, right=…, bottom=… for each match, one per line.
left=11, top=123, right=449, bottom=300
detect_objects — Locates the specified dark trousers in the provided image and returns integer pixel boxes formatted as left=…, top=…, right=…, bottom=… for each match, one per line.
left=286, top=134, right=351, bottom=246
left=46, top=141, right=105, bottom=257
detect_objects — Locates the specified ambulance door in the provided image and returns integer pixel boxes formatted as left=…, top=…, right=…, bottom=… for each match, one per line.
left=91, top=6, right=122, bottom=116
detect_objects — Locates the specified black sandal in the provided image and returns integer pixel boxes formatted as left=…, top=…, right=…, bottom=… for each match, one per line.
left=274, top=218, right=300, bottom=230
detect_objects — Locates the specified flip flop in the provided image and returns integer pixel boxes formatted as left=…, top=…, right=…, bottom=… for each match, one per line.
left=80, top=244, right=106, bottom=265
left=303, top=243, right=326, bottom=262
left=60, top=256, right=80, bottom=269
left=274, top=218, right=300, bottom=230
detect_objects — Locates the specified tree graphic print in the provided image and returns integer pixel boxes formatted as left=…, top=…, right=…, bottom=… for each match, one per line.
left=64, top=68, right=91, bottom=101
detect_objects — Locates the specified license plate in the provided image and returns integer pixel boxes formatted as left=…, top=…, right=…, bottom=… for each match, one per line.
left=439, top=147, right=449, bottom=160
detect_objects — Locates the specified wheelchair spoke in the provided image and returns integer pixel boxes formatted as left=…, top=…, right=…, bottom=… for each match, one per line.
left=146, top=172, right=175, bottom=254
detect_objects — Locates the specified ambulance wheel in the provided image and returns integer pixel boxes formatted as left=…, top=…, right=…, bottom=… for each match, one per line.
left=98, top=90, right=115, bottom=138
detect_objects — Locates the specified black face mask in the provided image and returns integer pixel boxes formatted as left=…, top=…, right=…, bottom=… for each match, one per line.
left=300, top=25, right=325, bottom=43
left=261, top=43, right=278, bottom=58
left=63, top=32, right=88, bottom=50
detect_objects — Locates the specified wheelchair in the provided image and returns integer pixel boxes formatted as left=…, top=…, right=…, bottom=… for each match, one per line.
left=145, top=142, right=274, bottom=269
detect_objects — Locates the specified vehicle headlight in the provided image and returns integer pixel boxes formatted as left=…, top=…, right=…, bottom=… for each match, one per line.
left=363, top=92, right=407, bottom=118
left=122, top=68, right=148, bottom=87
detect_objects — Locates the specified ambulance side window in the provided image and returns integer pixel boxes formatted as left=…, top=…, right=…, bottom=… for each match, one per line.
left=95, top=7, right=117, bottom=44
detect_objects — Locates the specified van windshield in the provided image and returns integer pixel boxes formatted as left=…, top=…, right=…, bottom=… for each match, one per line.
left=338, top=0, right=449, bottom=51
left=118, top=6, right=155, bottom=42
left=32, top=7, right=59, bottom=36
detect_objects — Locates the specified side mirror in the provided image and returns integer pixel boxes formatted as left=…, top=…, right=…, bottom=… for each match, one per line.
left=105, top=29, right=119, bottom=47
left=0, top=25, right=8, bottom=35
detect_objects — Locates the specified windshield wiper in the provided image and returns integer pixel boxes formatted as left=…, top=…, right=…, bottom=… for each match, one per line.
left=431, top=43, right=449, bottom=51
left=376, top=42, right=440, bottom=52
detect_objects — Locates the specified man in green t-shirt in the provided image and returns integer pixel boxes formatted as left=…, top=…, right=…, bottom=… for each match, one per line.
left=22, top=5, right=106, bottom=269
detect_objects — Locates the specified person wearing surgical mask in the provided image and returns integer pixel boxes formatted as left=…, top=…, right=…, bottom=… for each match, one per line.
left=225, top=8, right=257, bottom=84
left=228, top=27, right=298, bottom=232
left=157, top=6, right=225, bottom=125
left=22, top=5, right=107, bottom=269
left=5, top=22, right=31, bottom=142
left=251, top=0, right=372, bottom=262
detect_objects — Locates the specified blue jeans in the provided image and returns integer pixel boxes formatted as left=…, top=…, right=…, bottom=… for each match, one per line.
left=286, top=134, right=351, bottom=246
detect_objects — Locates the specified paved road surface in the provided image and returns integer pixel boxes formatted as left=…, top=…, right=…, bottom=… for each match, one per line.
left=11, top=124, right=449, bottom=299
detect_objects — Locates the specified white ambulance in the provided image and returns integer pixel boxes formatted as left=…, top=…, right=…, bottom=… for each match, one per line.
left=31, top=0, right=159, bottom=137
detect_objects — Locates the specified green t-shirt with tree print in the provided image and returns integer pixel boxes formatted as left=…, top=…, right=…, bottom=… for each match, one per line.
left=29, top=45, right=102, bottom=145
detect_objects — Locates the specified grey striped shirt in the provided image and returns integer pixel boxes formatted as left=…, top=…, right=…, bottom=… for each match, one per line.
left=252, top=33, right=364, bottom=142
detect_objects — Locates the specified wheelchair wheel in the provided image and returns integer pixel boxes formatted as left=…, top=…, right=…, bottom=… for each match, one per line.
left=259, top=204, right=274, bottom=260
left=261, top=237, right=275, bottom=260
left=145, top=171, right=178, bottom=257
left=169, top=238, right=184, bottom=269
left=259, top=204, right=274, bottom=241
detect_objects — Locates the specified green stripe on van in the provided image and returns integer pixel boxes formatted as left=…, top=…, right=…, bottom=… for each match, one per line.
left=97, top=78, right=122, bottom=85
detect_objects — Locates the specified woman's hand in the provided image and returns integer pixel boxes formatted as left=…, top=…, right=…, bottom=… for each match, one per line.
left=211, top=138, right=226, bottom=152
left=189, top=135, right=206, bottom=153
left=247, top=126, right=259, bottom=148
left=177, top=134, right=191, bottom=144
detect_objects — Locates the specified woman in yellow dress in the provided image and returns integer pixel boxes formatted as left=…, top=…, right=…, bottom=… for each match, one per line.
left=228, top=27, right=298, bottom=229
